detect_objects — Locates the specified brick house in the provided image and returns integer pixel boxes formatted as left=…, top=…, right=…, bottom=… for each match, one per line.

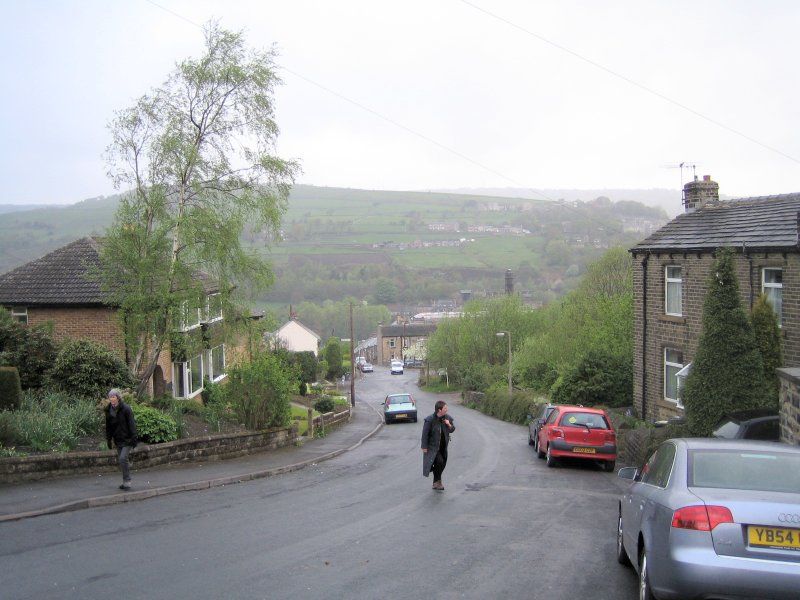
left=630, top=176, right=800, bottom=423
left=376, top=322, right=436, bottom=365
left=0, top=237, right=227, bottom=399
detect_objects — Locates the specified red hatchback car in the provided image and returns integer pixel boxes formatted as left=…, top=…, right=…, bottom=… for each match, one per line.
left=536, top=405, right=617, bottom=472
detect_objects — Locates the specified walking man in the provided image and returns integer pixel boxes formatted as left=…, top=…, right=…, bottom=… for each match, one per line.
left=105, top=388, right=138, bottom=490
left=421, top=400, right=455, bottom=491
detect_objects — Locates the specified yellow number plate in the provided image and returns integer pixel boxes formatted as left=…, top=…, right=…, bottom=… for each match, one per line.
left=394, top=414, right=407, bottom=419
left=748, top=526, right=800, bottom=550
left=572, top=447, right=596, bottom=454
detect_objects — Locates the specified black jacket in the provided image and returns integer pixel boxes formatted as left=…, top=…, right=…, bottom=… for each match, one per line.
left=105, top=401, right=138, bottom=447
left=421, top=413, right=455, bottom=477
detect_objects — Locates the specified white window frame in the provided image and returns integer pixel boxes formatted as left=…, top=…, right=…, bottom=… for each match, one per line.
left=172, top=355, right=204, bottom=398
left=388, top=338, right=396, bottom=348
left=665, top=266, right=682, bottom=316
left=10, top=307, right=28, bottom=325
left=205, top=293, right=223, bottom=323
left=208, top=344, right=226, bottom=382
left=664, top=348, right=684, bottom=408
left=178, top=301, right=202, bottom=331
left=762, top=268, right=783, bottom=327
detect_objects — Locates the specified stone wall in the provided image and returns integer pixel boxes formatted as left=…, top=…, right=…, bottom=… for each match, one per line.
left=0, top=423, right=302, bottom=483
left=777, top=368, right=800, bottom=445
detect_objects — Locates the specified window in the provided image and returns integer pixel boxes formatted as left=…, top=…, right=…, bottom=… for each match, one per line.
left=640, top=443, right=676, bottom=488
left=388, top=339, right=396, bottom=348
left=665, top=266, right=682, bottom=316
left=762, top=268, right=782, bottom=326
left=10, top=307, right=28, bottom=325
left=664, top=348, right=684, bottom=405
left=189, top=355, right=203, bottom=396
left=209, top=345, right=226, bottom=382
left=205, top=293, right=223, bottom=322
left=177, top=301, right=202, bottom=331
left=172, top=355, right=204, bottom=398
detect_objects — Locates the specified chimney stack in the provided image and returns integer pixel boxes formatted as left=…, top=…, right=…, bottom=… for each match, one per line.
left=505, top=269, right=514, bottom=295
left=683, top=175, right=719, bottom=213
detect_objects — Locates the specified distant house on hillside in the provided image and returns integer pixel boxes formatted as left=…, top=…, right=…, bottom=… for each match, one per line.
left=270, top=319, right=321, bottom=356
left=0, top=236, right=228, bottom=399
left=630, top=176, right=800, bottom=444
left=377, top=322, right=437, bottom=365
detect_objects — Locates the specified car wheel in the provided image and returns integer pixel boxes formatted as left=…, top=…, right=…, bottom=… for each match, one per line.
left=537, top=437, right=545, bottom=459
left=413, top=416, right=418, bottom=423
left=528, top=433, right=534, bottom=446
left=546, top=445, right=557, bottom=468
left=616, top=513, right=631, bottom=566
left=638, top=547, right=655, bottom=600
left=384, top=416, right=391, bottom=425
left=603, top=460, right=616, bottom=473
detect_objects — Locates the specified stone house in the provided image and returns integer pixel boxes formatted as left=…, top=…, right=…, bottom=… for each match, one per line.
left=0, top=237, right=227, bottom=399
left=376, top=322, right=437, bottom=365
left=270, top=319, right=321, bottom=356
left=630, top=176, right=800, bottom=443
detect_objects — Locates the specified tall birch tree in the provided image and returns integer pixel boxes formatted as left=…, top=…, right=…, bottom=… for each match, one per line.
left=101, top=23, right=299, bottom=395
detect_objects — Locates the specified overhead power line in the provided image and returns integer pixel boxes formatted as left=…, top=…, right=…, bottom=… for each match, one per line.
left=458, top=0, right=800, bottom=166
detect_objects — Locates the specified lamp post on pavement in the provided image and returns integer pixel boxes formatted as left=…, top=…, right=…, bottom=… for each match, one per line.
left=496, top=331, right=512, bottom=400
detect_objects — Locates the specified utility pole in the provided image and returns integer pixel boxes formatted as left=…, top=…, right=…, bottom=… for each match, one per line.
left=349, top=302, right=355, bottom=407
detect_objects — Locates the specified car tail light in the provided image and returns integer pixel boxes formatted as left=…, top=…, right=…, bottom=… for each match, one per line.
left=604, top=430, right=616, bottom=442
left=552, top=428, right=565, bottom=439
left=671, top=505, right=734, bottom=531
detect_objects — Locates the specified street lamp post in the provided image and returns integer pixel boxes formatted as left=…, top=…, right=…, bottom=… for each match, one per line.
left=496, top=331, right=512, bottom=400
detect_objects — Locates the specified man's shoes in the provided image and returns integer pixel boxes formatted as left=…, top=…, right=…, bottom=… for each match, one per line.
left=432, top=481, right=444, bottom=491
left=119, top=482, right=131, bottom=490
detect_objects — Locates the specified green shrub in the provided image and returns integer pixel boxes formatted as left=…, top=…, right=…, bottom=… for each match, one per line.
left=549, top=350, right=632, bottom=408
left=313, top=397, right=335, bottom=414
left=48, top=339, right=135, bottom=399
left=130, top=404, right=178, bottom=444
left=226, top=352, right=294, bottom=430
left=467, top=383, right=538, bottom=425
left=0, top=366, right=22, bottom=410
left=0, top=310, right=58, bottom=389
left=0, top=390, right=101, bottom=452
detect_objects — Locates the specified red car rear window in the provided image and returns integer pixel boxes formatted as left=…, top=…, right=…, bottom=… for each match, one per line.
left=558, top=412, right=610, bottom=430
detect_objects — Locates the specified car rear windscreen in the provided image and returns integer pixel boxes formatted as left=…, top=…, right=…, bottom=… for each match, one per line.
left=558, top=412, right=609, bottom=429
left=690, top=450, right=800, bottom=493
left=389, top=395, right=411, bottom=404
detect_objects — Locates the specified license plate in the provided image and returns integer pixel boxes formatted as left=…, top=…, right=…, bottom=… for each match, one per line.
left=748, top=526, right=800, bottom=550
left=394, top=414, right=407, bottom=419
left=572, top=447, right=596, bottom=454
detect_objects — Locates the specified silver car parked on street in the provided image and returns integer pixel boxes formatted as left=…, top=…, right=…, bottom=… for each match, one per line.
left=617, top=438, right=800, bottom=600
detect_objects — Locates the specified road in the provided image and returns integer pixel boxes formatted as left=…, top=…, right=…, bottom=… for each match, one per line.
left=0, top=369, right=638, bottom=599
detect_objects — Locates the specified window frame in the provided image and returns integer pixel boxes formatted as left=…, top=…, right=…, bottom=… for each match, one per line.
left=664, top=348, right=684, bottom=407
left=205, top=293, right=223, bottom=323
left=208, top=344, right=226, bottom=383
left=665, top=265, right=682, bottom=316
left=761, top=267, right=783, bottom=327
left=172, top=355, right=204, bottom=399
left=10, top=306, right=28, bottom=325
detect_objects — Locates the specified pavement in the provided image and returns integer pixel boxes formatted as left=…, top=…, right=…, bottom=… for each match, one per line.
left=0, top=402, right=383, bottom=523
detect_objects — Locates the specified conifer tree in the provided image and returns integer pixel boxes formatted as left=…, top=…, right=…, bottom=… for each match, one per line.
left=751, top=293, right=783, bottom=408
left=682, top=248, right=772, bottom=435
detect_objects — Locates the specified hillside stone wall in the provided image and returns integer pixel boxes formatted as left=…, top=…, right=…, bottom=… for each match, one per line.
left=777, top=368, right=800, bottom=445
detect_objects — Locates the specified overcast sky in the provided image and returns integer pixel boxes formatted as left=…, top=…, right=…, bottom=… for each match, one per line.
left=2, top=0, right=799, bottom=209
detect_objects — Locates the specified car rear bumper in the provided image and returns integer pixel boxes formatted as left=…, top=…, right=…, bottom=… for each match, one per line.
left=386, top=410, right=417, bottom=421
left=549, top=439, right=616, bottom=460
left=653, top=544, right=800, bottom=600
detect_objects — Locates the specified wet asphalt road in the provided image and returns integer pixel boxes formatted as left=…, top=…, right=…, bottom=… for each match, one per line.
left=0, top=369, right=638, bottom=599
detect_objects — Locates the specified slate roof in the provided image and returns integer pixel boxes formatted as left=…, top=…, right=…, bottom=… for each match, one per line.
left=0, top=237, right=106, bottom=305
left=380, top=323, right=437, bottom=337
left=631, top=193, right=800, bottom=253
left=0, top=236, right=220, bottom=306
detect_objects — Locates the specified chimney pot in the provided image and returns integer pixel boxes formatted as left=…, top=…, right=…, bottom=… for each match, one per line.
left=682, top=175, right=719, bottom=213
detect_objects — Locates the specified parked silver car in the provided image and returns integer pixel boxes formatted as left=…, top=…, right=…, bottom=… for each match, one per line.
left=617, top=438, right=800, bottom=600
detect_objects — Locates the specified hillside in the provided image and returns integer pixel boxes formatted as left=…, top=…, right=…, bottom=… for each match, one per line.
left=0, top=185, right=667, bottom=308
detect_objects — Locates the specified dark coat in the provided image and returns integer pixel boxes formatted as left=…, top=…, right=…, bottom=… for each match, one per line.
left=421, top=412, right=455, bottom=477
left=105, top=401, right=138, bottom=447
